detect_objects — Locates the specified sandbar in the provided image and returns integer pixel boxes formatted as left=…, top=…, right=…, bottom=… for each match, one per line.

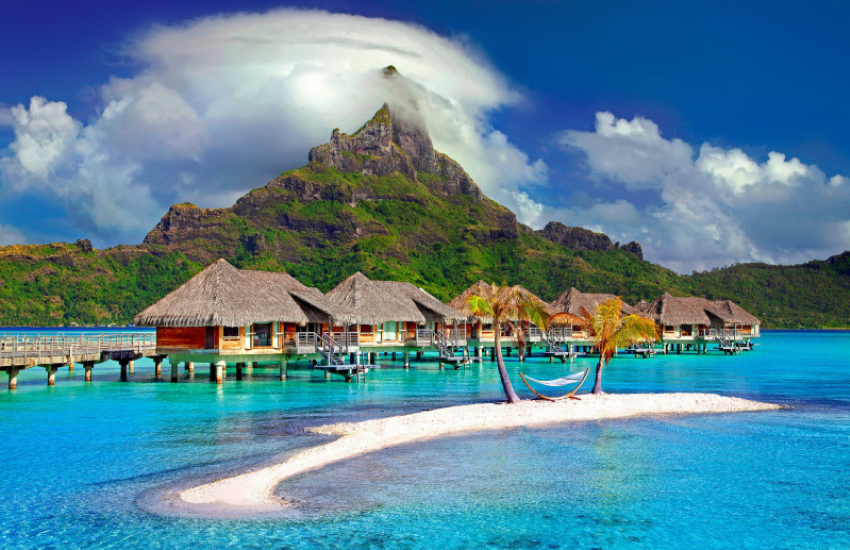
left=179, top=393, right=781, bottom=512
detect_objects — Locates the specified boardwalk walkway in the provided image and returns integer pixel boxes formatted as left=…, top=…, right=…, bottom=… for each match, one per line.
left=1, top=332, right=161, bottom=389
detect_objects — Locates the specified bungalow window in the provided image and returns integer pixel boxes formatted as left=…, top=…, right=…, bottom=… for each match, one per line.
left=253, top=323, right=272, bottom=347
left=222, top=326, right=240, bottom=340
left=482, top=323, right=493, bottom=332
left=681, top=325, right=693, bottom=336
left=664, top=325, right=675, bottom=334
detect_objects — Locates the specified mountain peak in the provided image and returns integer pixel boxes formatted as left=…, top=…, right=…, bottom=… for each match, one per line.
left=308, top=102, right=484, bottom=200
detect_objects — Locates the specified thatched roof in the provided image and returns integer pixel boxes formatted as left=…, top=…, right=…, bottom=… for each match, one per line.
left=447, top=280, right=491, bottom=318
left=447, top=280, right=551, bottom=321
left=549, top=287, right=634, bottom=316
left=639, top=292, right=760, bottom=326
left=325, top=272, right=465, bottom=325
left=705, top=300, right=761, bottom=325
left=640, top=293, right=713, bottom=325
left=134, top=259, right=354, bottom=327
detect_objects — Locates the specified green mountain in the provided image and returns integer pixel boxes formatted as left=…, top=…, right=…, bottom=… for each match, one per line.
left=1, top=101, right=848, bottom=328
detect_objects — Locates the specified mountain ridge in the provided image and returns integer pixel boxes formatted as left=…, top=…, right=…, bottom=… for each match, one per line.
left=0, top=96, right=848, bottom=328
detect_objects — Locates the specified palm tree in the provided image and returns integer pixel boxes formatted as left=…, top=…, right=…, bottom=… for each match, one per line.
left=467, top=284, right=549, bottom=403
left=549, top=297, right=658, bottom=394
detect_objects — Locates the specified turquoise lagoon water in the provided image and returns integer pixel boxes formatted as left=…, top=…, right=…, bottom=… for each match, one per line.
left=1, top=331, right=848, bottom=549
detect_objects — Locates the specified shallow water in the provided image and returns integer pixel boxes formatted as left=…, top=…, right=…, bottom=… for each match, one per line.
left=1, top=332, right=848, bottom=549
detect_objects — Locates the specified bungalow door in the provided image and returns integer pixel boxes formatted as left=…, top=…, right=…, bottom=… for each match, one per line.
left=253, top=323, right=272, bottom=348
left=205, top=327, right=217, bottom=350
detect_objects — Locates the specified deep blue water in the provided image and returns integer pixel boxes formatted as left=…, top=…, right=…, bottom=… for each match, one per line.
left=1, top=332, right=848, bottom=549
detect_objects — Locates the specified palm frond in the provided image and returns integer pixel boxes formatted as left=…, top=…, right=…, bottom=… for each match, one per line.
left=467, top=294, right=496, bottom=319
left=610, top=314, right=659, bottom=350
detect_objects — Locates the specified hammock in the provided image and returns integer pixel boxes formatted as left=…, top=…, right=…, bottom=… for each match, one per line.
left=519, top=369, right=589, bottom=401
left=522, top=371, right=587, bottom=387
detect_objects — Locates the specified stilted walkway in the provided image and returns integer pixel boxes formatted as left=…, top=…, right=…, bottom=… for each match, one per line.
left=1, top=332, right=161, bottom=389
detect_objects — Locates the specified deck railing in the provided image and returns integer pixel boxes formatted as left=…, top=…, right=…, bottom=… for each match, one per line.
left=295, top=332, right=319, bottom=353
left=331, top=332, right=360, bottom=349
left=294, top=332, right=359, bottom=354
left=446, top=328, right=466, bottom=346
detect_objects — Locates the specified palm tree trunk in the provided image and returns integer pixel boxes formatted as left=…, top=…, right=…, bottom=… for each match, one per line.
left=591, top=355, right=605, bottom=394
left=494, top=331, right=521, bottom=403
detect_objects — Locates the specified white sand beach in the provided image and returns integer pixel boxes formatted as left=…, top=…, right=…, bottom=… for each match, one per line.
left=179, top=393, right=781, bottom=511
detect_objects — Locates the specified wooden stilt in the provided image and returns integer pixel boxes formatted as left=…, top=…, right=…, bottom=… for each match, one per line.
left=236, top=362, right=244, bottom=381
left=404, top=352, right=410, bottom=368
left=47, top=365, right=56, bottom=386
left=279, top=361, right=287, bottom=381
left=171, top=361, right=179, bottom=383
left=154, top=357, right=163, bottom=379
left=120, top=361, right=129, bottom=382
left=215, top=361, right=225, bottom=384
left=128, top=360, right=135, bottom=373
left=68, top=362, right=75, bottom=372
left=84, top=363, right=93, bottom=382
left=8, top=367, right=18, bottom=390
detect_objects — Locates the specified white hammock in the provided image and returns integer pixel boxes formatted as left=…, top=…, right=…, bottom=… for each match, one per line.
left=523, top=370, right=587, bottom=387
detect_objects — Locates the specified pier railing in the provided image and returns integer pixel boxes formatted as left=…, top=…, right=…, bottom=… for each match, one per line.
left=0, top=332, right=156, bottom=363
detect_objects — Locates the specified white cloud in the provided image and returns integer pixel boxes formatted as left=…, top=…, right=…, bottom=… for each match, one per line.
left=555, top=112, right=850, bottom=272
left=5, top=97, right=81, bottom=182
left=0, top=97, right=162, bottom=236
left=511, top=191, right=544, bottom=227
left=829, top=175, right=848, bottom=187
left=0, top=9, right=545, bottom=245
left=561, top=112, right=693, bottom=190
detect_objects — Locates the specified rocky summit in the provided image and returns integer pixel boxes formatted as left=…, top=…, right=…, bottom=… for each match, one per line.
left=536, top=222, right=643, bottom=260
left=144, top=102, right=515, bottom=263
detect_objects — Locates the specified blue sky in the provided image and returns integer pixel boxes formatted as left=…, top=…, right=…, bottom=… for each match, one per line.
left=1, top=0, right=848, bottom=272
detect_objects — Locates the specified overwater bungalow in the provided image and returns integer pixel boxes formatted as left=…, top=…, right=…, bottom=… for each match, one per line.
left=133, top=259, right=355, bottom=379
left=634, top=292, right=760, bottom=352
left=324, top=272, right=467, bottom=360
left=447, top=281, right=550, bottom=352
left=548, top=287, right=635, bottom=343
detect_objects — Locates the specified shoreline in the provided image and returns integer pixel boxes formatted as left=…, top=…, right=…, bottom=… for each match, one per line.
left=173, top=393, right=782, bottom=516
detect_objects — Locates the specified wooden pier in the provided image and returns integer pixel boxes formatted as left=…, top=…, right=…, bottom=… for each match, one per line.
left=1, top=332, right=161, bottom=389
